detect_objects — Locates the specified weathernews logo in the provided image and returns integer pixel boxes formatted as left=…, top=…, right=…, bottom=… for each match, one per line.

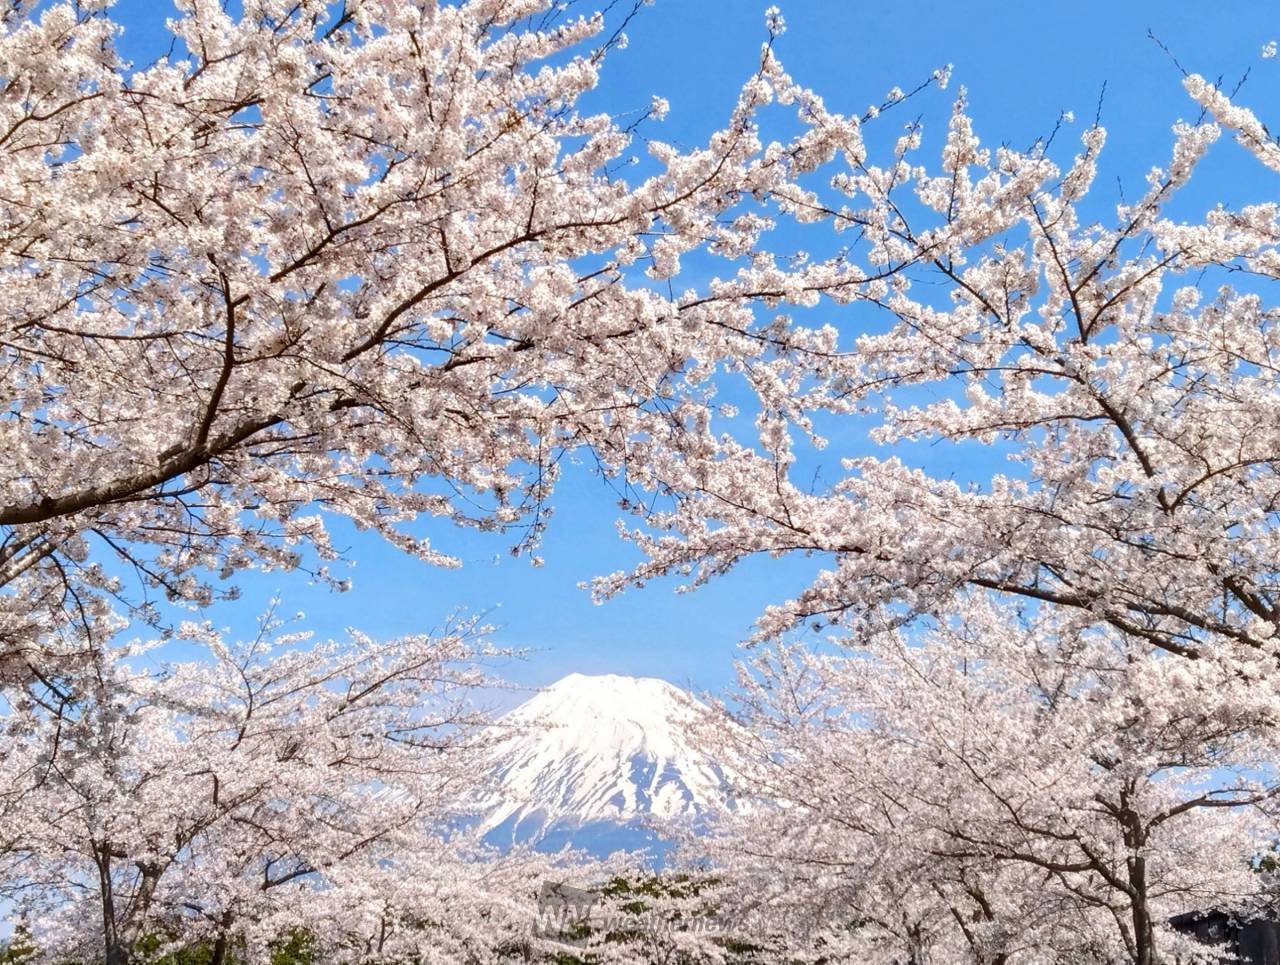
left=532, top=880, right=742, bottom=947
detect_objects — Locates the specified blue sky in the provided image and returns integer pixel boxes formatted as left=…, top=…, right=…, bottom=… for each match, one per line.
left=106, top=0, right=1280, bottom=703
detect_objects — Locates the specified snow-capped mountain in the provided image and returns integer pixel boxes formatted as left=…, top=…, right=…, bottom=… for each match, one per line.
left=478, top=673, right=733, bottom=853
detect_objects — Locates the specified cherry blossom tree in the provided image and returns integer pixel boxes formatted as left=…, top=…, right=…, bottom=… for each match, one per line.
left=604, top=67, right=1280, bottom=676
left=12, top=0, right=1280, bottom=959
left=0, top=3, right=959, bottom=960
left=0, top=609, right=604, bottom=965
left=0, top=0, right=891, bottom=681
left=575, top=50, right=1280, bottom=964
left=694, top=598, right=1280, bottom=963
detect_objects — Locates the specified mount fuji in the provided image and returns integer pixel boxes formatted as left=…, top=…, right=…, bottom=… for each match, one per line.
left=476, top=673, right=734, bottom=856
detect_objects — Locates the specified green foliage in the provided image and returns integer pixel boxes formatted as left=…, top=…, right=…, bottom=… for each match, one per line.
left=0, top=924, right=37, bottom=965
left=1256, top=841, right=1280, bottom=875
left=132, top=933, right=217, bottom=965
left=540, top=873, right=769, bottom=965
left=267, top=930, right=314, bottom=965
left=1, top=882, right=767, bottom=965
left=0, top=922, right=321, bottom=965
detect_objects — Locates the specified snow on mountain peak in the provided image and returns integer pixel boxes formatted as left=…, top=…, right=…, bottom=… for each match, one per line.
left=478, top=672, right=731, bottom=843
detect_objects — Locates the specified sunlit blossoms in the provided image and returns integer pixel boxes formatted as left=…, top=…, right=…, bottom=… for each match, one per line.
left=694, top=598, right=1280, bottom=962
left=4, top=1, right=1280, bottom=963
left=0, top=610, right=624, bottom=964
left=595, top=35, right=1280, bottom=965
left=0, top=0, right=890, bottom=680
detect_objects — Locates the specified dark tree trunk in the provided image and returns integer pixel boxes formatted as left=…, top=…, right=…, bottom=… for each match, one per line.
left=1129, top=852, right=1157, bottom=965
left=1120, top=792, right=1159, bottom=965
left=209, top=911, right=235, bottom=965
left=95, top=843, right=129, bottom=965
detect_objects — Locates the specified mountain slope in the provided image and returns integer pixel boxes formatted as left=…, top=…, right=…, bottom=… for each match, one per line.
left=478, top=673, right=732, bottom=850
